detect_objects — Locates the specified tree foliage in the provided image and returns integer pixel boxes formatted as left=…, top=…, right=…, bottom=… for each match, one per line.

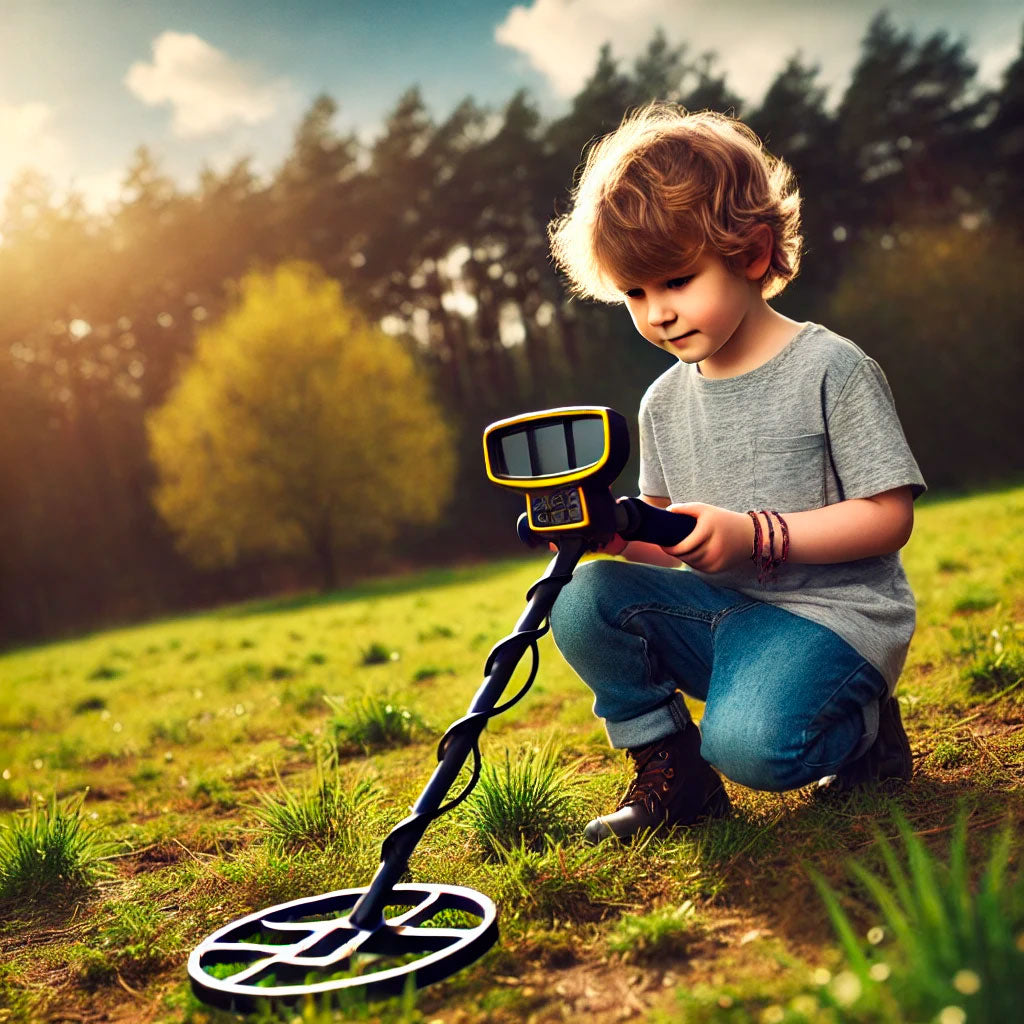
left=1, top=14, right=1021, bottom=641
left=147, top=263, right=454, bottom=587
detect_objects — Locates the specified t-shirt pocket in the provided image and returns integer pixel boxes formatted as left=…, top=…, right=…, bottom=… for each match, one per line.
left=753, top=433, right=826, bottom=510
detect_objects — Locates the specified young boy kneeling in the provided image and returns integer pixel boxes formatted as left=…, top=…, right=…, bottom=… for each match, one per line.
left=547, top=104, right=925, bottom=843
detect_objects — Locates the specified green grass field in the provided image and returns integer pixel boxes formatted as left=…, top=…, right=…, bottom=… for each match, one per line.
left=1, top=485, right=1022, bottom=1023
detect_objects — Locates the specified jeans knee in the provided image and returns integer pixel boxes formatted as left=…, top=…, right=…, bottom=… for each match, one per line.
left=549, top=560, right=623, bottom=662
left=700, top=714, right=794, bottom=792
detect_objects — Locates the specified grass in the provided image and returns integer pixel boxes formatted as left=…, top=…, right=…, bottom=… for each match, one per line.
left=606, top=900, right=700, bottom=962
left=0, top=485, right=1020, bottom=1022
left=327, top=693, right=428, bottom=753
left=457, top=738, right=582, bottom=855
left=811, top=810, right=1024, bottom=1022
left=0, top=793, right=119, bottom=903
left=254, top=760, right=382, bottom=851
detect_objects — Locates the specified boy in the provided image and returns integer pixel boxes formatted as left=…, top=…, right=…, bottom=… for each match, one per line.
left=547, top=104, right=926, bottom=843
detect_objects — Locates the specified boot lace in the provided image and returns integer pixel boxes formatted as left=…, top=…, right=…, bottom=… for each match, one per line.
left=618, top=743, right=675, bottom=816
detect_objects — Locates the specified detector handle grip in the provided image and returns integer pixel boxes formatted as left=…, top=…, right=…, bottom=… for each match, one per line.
left=516, top=512, right=546, bottom=548
left=615, top=497, right=697, bottom=547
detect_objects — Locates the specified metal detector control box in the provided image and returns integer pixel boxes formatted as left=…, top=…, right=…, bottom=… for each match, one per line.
left=483, top=406, right=630, bottom=541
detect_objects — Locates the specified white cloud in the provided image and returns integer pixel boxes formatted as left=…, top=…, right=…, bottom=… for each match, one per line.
left=496, top=0, right=665, bottom=98
left=495, top=0, right=1022, bottom=109
left=125, top=31, right=294, bottom=138
left=494, top=0, right=862, bottom=107
left=0, top=101, right=68, bottom=198
left=975, top=34, right=1021, bottom=88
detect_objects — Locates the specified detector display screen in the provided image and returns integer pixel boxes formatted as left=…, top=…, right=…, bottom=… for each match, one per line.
left=494, top=415, right=606, bottom=479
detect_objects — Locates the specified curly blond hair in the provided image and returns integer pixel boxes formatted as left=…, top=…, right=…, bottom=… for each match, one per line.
left=549, top=103, right=802, bottom=302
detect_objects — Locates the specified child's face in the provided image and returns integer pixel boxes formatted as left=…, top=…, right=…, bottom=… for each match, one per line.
left=620, top=252, right=762, bottom=367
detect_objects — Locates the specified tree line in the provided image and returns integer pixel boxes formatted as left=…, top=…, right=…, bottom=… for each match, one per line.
left=1, top=13, right=1021, bottom=644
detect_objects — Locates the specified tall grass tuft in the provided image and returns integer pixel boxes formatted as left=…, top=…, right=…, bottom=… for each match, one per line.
left=811, top=810, right=1024, bottom=1022
left=0, top=793, right=117, bottom=902
left=328, top=694, right=426, bottom=753
left=254, top=760, right=382, bottom=852
left=962, top=623, right=1023, bottom=697
left=459, top=741, right=580, bottom=855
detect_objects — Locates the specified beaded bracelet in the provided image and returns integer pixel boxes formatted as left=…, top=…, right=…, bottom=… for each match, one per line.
left=746, top=510, right=763, bottom=573
left=746, top=509, right=790, bottom=584
left=769, top=509, right=790, bottom=567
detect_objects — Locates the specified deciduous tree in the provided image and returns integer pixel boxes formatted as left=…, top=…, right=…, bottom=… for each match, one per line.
left=147, top=262, right=455, bottom=587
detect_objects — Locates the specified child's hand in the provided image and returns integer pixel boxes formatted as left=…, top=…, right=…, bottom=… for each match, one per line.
left=661, top=502, right=754, bottom=573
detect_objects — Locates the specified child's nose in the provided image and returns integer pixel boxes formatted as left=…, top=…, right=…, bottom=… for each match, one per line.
left=648, top=299, right=676, bottom=327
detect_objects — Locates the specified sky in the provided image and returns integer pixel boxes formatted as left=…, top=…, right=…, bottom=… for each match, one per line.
left=1, top=0, right=1021, bottom=213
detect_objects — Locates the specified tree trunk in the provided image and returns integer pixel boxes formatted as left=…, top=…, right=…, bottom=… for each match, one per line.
left=314, top=519, right=338, bottom=591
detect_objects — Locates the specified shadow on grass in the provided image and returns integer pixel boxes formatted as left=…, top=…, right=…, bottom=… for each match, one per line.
left=692, top=771, right=1023, bottom=952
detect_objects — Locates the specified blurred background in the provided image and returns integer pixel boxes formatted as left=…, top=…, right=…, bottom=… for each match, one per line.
left=1, top=0, right=1021, bottom=645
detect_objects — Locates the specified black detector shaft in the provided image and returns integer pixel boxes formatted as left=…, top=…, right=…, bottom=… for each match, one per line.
left=348, top=537, right=587, bottom=931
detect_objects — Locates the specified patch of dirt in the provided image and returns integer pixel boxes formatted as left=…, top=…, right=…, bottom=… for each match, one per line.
left=118, top=840, right=188, bottom=877
left=85, top=782, right=132, bottom=802
left=417, top=913, right=790, bottom=1024
left=967, top=708, right=1024, bottom=739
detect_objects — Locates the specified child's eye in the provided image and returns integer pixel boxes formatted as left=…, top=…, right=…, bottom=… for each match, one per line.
left=624, top=288, right=644, bottom=298
left=666, top=276, right=693, bottom=289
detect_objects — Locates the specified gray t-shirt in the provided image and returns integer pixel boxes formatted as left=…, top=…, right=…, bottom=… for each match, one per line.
left=638, top=321, right=926, bottom=689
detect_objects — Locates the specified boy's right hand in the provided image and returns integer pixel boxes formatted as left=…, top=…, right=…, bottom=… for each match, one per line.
left=661, top=502, right=755, bottom=572
left=600, top=533, right=628, bottom=555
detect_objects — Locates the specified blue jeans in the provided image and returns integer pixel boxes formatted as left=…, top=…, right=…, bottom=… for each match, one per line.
left=549, top=560, right=888, bottom=792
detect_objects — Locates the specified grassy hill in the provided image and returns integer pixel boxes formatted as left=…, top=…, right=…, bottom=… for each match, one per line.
left=1, top=485, right=1021, bottom=1022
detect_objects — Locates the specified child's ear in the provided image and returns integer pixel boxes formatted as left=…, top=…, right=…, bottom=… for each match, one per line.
left=743, top=225, right=773, bottom=281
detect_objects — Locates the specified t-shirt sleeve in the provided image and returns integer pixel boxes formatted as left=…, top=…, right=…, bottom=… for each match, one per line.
left=638, top=393, right=670, bottom=497
left=827, top=358, right=926, bottom=501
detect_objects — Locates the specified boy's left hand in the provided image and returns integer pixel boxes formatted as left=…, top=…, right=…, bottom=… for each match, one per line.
left=661, top=502, right=754, bottom=573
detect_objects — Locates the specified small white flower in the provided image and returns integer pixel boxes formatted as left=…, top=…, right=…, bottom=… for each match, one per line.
left=790, top=995, right=818, bottom=1016
left=831, top=970, right=862, bottom=1006
left=953, top=969, right=981, bottom=995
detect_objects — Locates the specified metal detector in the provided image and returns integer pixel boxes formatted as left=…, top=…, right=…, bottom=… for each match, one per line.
left=187, top=406, right=695, bottom=1011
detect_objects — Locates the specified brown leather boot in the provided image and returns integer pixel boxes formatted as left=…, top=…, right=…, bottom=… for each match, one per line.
left=815, top=696, right=913, bottom=797
left=584, top=721, right=730, bottom=844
